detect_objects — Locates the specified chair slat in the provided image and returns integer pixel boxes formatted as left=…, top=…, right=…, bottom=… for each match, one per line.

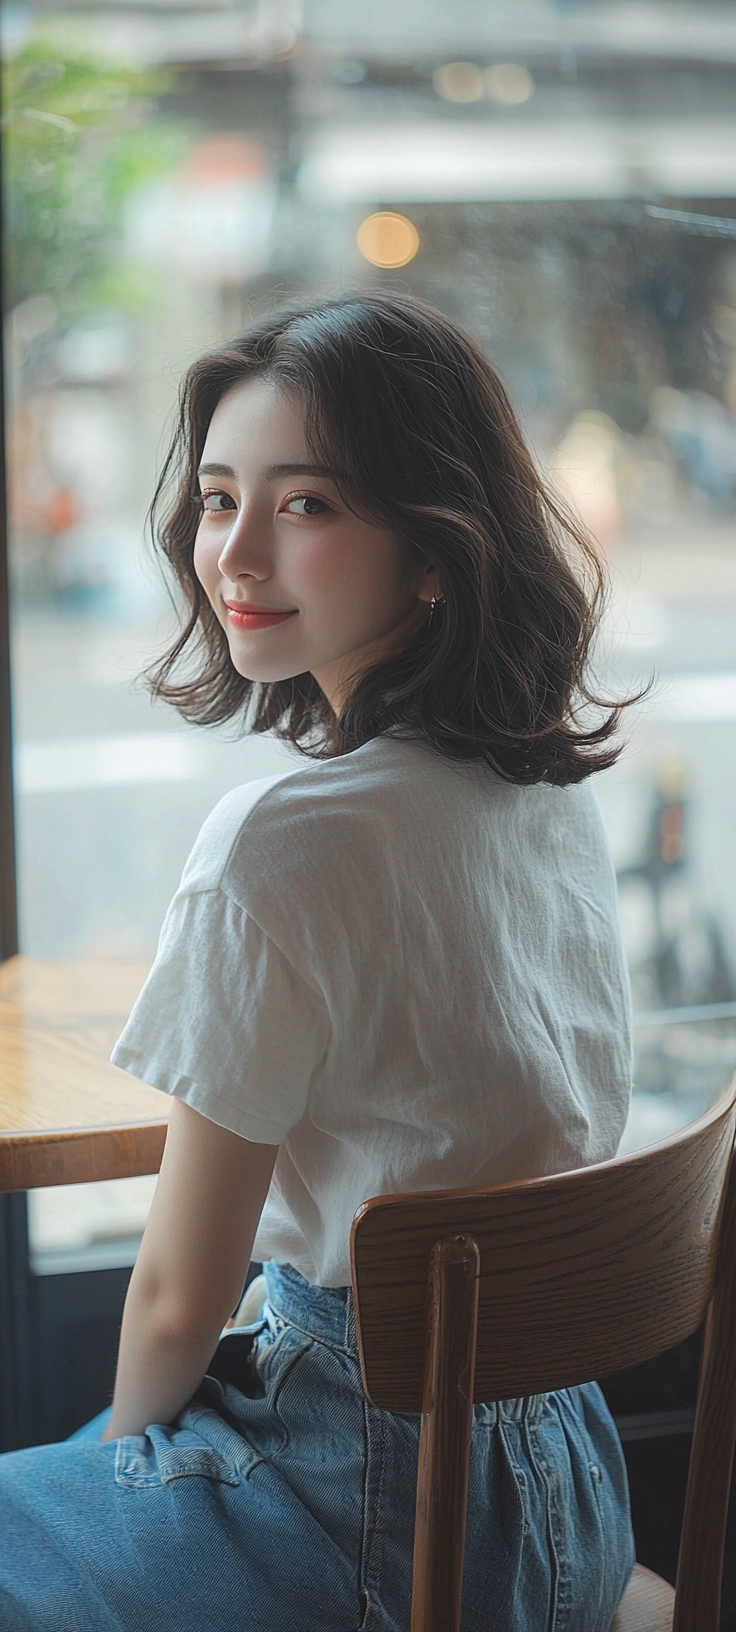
left=411, top=1235, right=479, bottom=1632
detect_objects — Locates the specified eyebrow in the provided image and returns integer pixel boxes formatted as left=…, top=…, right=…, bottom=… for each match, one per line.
left=197, top=461, right=340, bottom=481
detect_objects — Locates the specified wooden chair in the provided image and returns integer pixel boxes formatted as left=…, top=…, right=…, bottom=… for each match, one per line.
left=349, top=1076, right=736, bottom=1632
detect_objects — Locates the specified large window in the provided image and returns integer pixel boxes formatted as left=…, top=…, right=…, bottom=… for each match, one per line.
left=4, top=0, right=736, bottom=1263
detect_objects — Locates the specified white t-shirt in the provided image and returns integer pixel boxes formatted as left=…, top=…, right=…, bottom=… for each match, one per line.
left=111, top=729, right=632, bottom=1287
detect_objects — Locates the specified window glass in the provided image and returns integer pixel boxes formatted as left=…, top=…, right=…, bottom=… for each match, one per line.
left=5, top=1, right=736, bottom=1264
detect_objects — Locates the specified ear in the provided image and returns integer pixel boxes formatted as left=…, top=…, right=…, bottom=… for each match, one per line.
left=415, top=557, right=443, bottom=604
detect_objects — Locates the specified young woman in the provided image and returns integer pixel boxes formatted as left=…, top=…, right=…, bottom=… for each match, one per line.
left=0, top=292, right=636, bottom=1631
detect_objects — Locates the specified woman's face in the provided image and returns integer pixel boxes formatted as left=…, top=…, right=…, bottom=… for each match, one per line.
left=193, top=376, right=440, bottom=714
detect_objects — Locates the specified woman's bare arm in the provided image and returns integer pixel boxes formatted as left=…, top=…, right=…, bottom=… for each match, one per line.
left=101, top=1098, right=278, bottom=1441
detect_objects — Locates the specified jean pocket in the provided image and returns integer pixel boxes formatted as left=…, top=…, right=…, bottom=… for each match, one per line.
left=114, top=1423, right=242, bottom=1490
left=205, top=1323, right=268, bottom=1398
left=252, top=1317, right=314, bottom=1396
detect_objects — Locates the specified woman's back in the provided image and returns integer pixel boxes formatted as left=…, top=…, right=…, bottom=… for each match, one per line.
left=113, top=728, right=632, bottom=1287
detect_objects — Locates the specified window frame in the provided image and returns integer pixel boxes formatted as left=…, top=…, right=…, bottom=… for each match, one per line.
left=0, top=141, right=17, bottom=964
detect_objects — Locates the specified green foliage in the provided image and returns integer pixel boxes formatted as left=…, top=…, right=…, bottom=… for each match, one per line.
left=2, top=35, right=196, bottom=317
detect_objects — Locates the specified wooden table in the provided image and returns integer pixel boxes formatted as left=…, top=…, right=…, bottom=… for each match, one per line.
left=0, top=956, right=168, bottom=1192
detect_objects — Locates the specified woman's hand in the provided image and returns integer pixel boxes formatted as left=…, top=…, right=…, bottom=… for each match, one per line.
left=101, top=1099, right=278, bottom=1441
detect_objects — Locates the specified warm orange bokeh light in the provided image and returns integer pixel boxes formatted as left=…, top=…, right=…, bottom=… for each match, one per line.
left=356, top=212, right=420, bottom=269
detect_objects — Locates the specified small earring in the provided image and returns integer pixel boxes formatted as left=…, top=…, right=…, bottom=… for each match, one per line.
left=428, top=594, right=444, bottom=628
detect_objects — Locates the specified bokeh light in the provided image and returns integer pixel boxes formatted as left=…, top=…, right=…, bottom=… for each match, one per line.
left=483, top=63, right=535, bottom=104
left=433, top=62, right=484, bottom=103
left=356, top=212, right=420, bottom=268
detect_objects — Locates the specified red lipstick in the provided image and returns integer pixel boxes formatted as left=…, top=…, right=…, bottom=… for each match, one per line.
left=224, top=601, right=297, bottom=631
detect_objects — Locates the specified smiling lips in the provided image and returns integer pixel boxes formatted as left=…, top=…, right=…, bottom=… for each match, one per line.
left=224, top=601, right=297, bottom=630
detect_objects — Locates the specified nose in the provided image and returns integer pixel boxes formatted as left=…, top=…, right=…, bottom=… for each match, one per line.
left=216, top=498, right=269, bottom=580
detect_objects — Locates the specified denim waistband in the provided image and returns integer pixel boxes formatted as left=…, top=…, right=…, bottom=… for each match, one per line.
left=262, top=1259, right=548, bottom=1424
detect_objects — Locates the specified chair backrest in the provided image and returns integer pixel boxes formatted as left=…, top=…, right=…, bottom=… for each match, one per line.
left=351, top=1081, right=736, bottom=1407
left=350, top=1077, right=736, bottom=1632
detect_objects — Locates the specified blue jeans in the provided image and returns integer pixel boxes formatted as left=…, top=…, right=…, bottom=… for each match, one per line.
left=0, top=1259, right=634, bottom=1631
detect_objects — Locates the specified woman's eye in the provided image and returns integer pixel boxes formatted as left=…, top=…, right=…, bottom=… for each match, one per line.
left=200, top=490, right=236, bottom=512
left=284, top=495, right=329, bottom=517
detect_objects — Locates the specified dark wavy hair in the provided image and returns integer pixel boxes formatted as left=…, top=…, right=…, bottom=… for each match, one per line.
left=146, top=290, right=638, bottom=785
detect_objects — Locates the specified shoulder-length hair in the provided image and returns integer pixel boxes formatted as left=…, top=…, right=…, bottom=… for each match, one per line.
left=147, top=290, right=637, bottom=786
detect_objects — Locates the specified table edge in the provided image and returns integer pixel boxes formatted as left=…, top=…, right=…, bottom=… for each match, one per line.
left=0, top=1121, right=168, bottom=1191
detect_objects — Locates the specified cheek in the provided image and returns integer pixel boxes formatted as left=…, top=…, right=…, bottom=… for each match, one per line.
left=289, top=528, right=403, bottom=605
left=286, top=533, right=344, bottom=596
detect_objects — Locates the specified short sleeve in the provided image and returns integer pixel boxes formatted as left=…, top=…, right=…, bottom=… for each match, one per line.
left=110, top=887, right=331, bottom=1145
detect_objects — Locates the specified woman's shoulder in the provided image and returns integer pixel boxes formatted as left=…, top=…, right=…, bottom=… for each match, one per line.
left=177, top=735, right=404, bottom=901
left=177, top=763, right=311, bottom=896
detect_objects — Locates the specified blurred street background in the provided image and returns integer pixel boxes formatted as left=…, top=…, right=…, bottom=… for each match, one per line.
left=4, top=0, right=736, bottom=1264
